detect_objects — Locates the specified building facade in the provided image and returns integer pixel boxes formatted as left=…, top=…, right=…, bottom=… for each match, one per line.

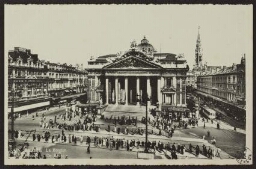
left=86, top=37, right=189, bottom=111
left=186, top=70, right=197, bottom=88
left=197, top=55, right=246, bottom=106
left=46, top=62, right=87, bottom=98
left=8, top=47, right=88, bottom=113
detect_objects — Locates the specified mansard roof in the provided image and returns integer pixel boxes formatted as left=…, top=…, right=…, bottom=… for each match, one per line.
left=9, top=48, right=39, bottom=64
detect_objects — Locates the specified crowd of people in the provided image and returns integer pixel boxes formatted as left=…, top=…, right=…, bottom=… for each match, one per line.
left=36, top=106, right=181, bottom=139
left=11, top=126, right=222, bottom=160
left=104, top=115, right=138, bottom=126
left=9, top=103, right=225, bottom=160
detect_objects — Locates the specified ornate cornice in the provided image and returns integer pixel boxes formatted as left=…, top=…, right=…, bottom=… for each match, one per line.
left=103, top=51, right=162, bottom=69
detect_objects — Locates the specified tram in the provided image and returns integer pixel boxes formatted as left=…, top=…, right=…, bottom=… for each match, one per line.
left=200, top=105, right=216, bottom=120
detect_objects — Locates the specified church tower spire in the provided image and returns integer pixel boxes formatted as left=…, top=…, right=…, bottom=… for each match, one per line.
left=195, top=26, right=203, bottom=68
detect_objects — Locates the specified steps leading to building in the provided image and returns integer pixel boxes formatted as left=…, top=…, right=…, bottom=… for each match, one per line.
left=105, top=104, right=146, bottom=113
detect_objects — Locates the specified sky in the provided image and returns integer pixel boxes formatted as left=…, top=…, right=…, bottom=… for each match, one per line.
left=5, top=5, right=252, bottom=68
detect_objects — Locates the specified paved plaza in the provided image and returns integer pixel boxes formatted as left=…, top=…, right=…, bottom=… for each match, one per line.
left=9, top=104, right=245, bottom=159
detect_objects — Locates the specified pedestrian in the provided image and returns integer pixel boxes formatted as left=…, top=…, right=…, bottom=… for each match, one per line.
left=69, top=134, right=71, bottom=143
left=212, top=148, right=216, bottom=159
left=113, top=125, right=117, bottom=133
left=196, top=145, right=200, bottom=156
left=208, top=147, right=212, bottom=159
left=106, top=139, right=109, bottom=148
left=74, top=136, right=77, bottom=145
left=189, top=143, right=192, bottom=153
left=207, top=130, right=210, bottom=137
left=64, top=135, right=67, bottom=143
left=80, top=135, right=83, bottom=144
left=87, top=145, right=90, bottom=154
left=32, top=133, right=36, bottom=141
left=181, top=145, right=185, bottom=155
left=216, top=147, right=221, bottom=158
left=110, top=139, right=113, bottom=151
left=127, top=140, right=129, bottom=151
left=211, top=137, right=216, bottom=145
left=87, top=136, right=91, bottom=146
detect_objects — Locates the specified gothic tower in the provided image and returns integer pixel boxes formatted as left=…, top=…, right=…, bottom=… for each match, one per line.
left=195, top=26, right=203, bottom=68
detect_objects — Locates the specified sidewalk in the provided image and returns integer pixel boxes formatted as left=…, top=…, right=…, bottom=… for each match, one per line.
left=17, top=106, right=66, bottom=119
left=197, top=118, right=246, bottom=134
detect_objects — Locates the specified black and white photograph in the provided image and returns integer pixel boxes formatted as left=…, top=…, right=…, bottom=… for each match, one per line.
left=4, top=4, right=253, bottom=165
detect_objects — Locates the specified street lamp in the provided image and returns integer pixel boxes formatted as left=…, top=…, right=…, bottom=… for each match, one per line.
left=144, top=96, right=150, bottom=153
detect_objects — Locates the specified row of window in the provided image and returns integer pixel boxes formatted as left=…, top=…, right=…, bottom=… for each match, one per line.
left=9, top=59, right=44, bottom=68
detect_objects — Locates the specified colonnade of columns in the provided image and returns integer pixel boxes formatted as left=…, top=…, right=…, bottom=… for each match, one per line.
left=105, top=76, right=161, bottom=106
left=103, top=76, right=186, bottom=107
left=227, top=92, right=235, bottom=101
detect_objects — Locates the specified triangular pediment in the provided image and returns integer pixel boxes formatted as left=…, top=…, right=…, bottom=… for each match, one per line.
left=103, top=56, right=162, bottom=69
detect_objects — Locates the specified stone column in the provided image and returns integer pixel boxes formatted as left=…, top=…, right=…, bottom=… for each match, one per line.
left=95, top=76, right=98, bottom=87
left=68, top=80, right=70, bottom=88
left=147, top=77, right=150, bottom=98
left=173, top=76, right=177, bottom=106
left=115, top=77, right=118, bottom=105
left=125, top=77, right=128, bottom=105
left=146, top=77, right=151, bottom=110
left=136, top=77, right=140, bottom=106
left=32, top=87, right=34, bottom=96
left=180, top=78, right=182, bottom=106
left=94, top=76, right=99, bottom=101
left=157, top=77, right=162, bottom=107
left=160, top=77, right=164, bottom=106
left=118, top=81, right=121, bottom=102
left=12, top=69, right=15, bottom=77
left=105, top=77, right=109, bottom=104
left=23, top=83, right=27, bottom=97
left=173, top=76, right=176, bottom=88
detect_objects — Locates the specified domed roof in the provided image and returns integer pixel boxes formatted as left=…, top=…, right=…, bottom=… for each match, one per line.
left=137, top=36, right=156, bottom=52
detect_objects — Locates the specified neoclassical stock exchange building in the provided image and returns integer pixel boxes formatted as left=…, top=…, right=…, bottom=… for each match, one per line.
left=86, top=37, right=189, bottom=112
